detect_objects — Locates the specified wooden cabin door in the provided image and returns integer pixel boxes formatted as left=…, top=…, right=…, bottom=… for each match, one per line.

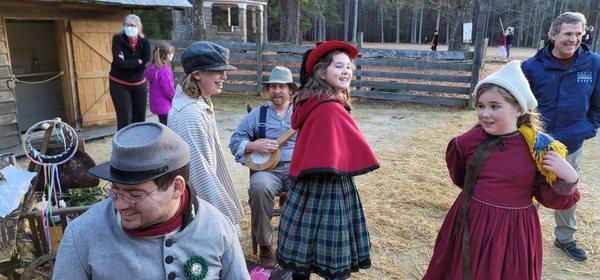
left=70, top=20, right=121, bottom=127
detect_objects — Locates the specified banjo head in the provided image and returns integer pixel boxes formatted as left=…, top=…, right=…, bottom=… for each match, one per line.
left=250, top=152, right=271, bottom=164
left=246, top=149, right=281, bottom=171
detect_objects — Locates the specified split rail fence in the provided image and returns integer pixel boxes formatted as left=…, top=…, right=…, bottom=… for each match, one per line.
left=165, top=40, right=481, bottom=107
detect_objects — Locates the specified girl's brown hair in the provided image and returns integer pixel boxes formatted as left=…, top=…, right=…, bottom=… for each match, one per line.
left=475, top=84, right=543, bottom=132
left=180, top=72, right=202, bottom=99
left=294, top=50, right=355, bottom=105
left=150, top=41, right=174, bottom=69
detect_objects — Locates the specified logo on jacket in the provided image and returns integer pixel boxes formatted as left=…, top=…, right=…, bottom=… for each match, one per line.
left=577, top=71, right=592, bottom=83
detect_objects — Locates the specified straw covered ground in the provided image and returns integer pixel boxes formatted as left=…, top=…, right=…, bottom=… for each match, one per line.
left=79, top=80, right=599, bottom=279
left=60, top=53, right=595, bottom=279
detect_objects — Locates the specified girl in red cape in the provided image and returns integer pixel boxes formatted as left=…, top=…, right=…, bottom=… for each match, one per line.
left=276, top=41, right=379, bottom=280
left=423, top=61, right=580, bottom=280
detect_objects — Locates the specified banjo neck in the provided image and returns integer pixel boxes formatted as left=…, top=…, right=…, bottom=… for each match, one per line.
left=276, top=128, right=297, bottom=147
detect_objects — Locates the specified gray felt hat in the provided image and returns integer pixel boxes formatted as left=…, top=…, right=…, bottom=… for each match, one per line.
left=181, top=41, right=237, bottom=74
left=89, top=122, right=190, bottom=185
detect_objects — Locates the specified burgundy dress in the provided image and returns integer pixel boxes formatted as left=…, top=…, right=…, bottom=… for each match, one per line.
left=423, top=126, right=580, bottom=280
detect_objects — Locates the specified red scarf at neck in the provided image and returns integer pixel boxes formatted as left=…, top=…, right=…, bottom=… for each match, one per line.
left=128, top=37, right=138, bottom=50
left=123, top=187, right=189, bottom=238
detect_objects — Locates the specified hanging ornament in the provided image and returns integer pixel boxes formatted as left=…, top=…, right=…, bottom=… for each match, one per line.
left=23, top=118, right=78, bottom=252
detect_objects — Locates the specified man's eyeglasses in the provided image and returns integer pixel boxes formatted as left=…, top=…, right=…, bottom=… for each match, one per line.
left=102, top=182, right=159, bottom=208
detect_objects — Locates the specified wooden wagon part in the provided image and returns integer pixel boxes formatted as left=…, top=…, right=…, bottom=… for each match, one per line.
left=30, top=119, right=56, bottom=190
left=18, top=205, right=91, bottom=280
left=19, top=253, right=55, bottom=280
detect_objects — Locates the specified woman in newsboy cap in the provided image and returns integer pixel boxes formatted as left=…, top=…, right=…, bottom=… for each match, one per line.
left=167, top=42, right=244, bottom=237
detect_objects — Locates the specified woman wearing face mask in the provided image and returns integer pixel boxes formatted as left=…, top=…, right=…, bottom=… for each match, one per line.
left=145, top=41, right=175, bottom=126
left=109, top=14, right=152, bottom=130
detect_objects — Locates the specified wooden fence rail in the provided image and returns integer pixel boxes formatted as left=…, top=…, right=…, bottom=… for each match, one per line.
left=155, top=39, right=480, bottom=107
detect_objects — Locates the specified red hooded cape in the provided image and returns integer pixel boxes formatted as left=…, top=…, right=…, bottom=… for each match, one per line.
left=289, top=97, right=379, bottom=178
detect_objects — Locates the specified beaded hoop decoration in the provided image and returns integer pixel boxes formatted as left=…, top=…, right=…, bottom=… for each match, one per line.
left=23, top=119, right=78, bottom=166
left=22, top=118, right=79, bottom=253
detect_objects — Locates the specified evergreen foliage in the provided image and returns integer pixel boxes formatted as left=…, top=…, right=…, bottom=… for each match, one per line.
left=136, top=9, right=174, bottom=39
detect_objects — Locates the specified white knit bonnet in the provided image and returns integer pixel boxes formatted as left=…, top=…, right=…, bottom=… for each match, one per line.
left=473, top=60, right=537, bottom=113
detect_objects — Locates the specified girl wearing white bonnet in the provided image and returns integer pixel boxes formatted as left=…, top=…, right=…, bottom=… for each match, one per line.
left=423, top=61, right=580, bottom=279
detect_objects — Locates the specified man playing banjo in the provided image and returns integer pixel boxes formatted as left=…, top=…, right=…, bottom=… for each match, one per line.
left=229, top=66, right=297, bottom=268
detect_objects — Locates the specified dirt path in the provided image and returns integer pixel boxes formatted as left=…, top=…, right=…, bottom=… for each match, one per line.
left=77, top=90, right=599, bottom=279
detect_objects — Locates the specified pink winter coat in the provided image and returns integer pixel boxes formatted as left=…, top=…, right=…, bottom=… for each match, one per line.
left=144, top=63, right=175, bottom=115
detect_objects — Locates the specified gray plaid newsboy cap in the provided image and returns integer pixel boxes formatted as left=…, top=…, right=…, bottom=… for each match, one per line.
left=89, top=122, right=190, bottom=185
left=181, top=41, right=237, bottom=74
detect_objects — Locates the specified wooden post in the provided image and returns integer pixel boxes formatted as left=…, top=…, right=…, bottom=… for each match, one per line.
left=481, top=38, right=489, bottom=69
left=255, top=8, right=264, bottom=96
left=351, top=0, right=358, bottom=43
left=31, top=121, right=55, bottom=190
left=357, top=31, right=364, bottom=49
left=468, top=0, right=487, bottom=108
left=593, top=2, right=600, bottom=52
left=263, top=4, right=268, bottom=44
left=356, top=32, right=364, bottom=91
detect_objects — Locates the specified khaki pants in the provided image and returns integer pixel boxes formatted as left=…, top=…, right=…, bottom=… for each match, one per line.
left=555, top=146, right=583, bottom=243
left=249, top=163, right=292, bottom=246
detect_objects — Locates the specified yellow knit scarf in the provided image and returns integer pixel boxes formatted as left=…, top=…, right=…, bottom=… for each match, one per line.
left=517, top=125, right=568, bottom=187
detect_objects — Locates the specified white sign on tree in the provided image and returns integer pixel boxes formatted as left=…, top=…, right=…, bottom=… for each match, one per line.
left=463, top=22, right=473, bottom=44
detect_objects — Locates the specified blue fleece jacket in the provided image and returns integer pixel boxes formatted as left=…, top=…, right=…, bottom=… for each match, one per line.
left=522, top=43, right=600, bottom=153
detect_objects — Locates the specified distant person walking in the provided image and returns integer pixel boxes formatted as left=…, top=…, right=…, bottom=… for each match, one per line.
left=109, top=14, right=151, bottom=131
left=495, top=30, right=508, bottom=62
left=584, top=25, right=594, bottom=46
left=506, top=27, right=515, bottom=60
left=431, top=30, right=440, bottom=51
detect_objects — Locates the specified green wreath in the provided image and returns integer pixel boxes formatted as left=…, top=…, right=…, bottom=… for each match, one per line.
left=184, top=256, right=208, bottom=280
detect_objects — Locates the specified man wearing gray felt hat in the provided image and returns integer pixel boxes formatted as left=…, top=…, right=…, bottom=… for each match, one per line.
left=53, top=122, right=250, bottom=280
left=229, top=66, right=298, bottom=268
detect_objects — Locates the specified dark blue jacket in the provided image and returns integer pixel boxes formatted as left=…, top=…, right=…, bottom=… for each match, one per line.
left=522, top=43, right=600, bottom=153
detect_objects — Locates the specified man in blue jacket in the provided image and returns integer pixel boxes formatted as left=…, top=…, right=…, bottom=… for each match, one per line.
left=522, top=12, right=600, bottom=261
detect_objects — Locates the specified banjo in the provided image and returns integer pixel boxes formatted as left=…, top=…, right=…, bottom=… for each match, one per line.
left=246, top=128, right=297, bottom=171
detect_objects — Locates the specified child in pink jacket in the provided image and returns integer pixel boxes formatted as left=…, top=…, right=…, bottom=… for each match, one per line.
left=145, top=41, right=175, bottom=125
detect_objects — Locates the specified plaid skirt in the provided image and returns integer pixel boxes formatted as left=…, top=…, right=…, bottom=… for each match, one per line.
left=276, top=174, right=371, bottom=280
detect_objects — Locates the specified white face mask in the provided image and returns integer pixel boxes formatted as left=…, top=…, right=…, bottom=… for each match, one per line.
left=168, top=53, right=174, bottom=62
left=124, top=26, right=139, bottom=37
